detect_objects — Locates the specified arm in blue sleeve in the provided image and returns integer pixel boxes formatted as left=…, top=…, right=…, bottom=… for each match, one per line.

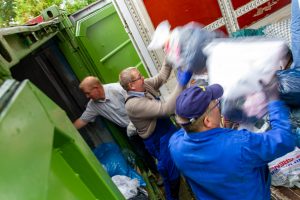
left=242, top=101, right=296, bottom=167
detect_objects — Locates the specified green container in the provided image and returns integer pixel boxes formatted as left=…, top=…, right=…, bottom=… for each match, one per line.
left=0, top=80, right=124, bottom=200
left=74, top=3, right=148, bottom=83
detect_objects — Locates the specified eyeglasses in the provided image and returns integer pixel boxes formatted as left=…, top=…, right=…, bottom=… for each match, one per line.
left=131, top=75, right=143, bottom=82
left=206, top=99, right=221, bottom=114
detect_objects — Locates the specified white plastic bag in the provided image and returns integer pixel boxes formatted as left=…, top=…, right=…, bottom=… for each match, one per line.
left=126, top=121, right=137, bottom=137
left=205, top=38, right=289, bottom=99
left=269, top=148, right=300, bottom=187
left=112, top=175, right=139, bottom=199
left=204, top=38, right=289, bottom=122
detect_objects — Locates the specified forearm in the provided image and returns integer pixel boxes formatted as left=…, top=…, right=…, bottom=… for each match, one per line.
left=145, top=63, right=172, bottom=89
left=127, top=83, right=185, bottom=118
left=163, top=83, right=185, bottom=114
left=259, top=100, right=295, bottom=161
left=73, top=118, right=88, bottom=129
left=268, top=100, right=290, bottom=130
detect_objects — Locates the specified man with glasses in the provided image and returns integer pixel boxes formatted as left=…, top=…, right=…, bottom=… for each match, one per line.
left=73, top=76, right=159, bottom=178
left=169, top=83, right=296, bottom=200
left=119, top=63, right=192, bottom=200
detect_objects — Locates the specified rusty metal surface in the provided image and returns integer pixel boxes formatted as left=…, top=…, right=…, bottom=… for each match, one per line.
left=271, top=186, right=300, bottom=200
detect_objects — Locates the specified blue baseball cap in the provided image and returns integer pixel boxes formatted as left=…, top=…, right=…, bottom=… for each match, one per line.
left=176, top=84, right=224, bottom=119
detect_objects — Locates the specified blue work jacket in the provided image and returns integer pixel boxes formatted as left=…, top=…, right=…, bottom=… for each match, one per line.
left=169, top=101, right=296, bottom=200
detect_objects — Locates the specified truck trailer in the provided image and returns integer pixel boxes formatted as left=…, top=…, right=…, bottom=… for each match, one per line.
left=0, top=0, right=298, bottom=199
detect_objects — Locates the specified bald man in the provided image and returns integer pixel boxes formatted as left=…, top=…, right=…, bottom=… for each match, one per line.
left=73, top=76, right=159, bottom=178
left=74, top=76, right=129, bottom=129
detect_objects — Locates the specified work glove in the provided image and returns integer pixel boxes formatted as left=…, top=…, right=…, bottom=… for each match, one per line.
left=177, top=68, right=193, bottom=86
left=259, top=76, right=279, bottom=101
left=126, top=122, right=137, bottom=137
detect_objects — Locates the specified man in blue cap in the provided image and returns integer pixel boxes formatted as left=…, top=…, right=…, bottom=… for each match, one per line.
left=169, top=83, right=296, bottom=200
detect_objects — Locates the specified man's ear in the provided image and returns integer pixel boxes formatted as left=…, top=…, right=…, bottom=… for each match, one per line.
left=203, top=115, right=212, bottom=128
left=128, top=82, right=134, bottom=90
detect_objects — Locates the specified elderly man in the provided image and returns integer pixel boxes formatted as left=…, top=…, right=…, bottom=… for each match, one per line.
left=119, top=63, right=192, bottom=200
left=169, top=83, right=296, bottom=200
left=73, top=76, right=158, bottom=177
left=74, top=76, right=128, bottom=129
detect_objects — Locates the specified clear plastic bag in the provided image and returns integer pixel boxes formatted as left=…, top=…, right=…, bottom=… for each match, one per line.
left=204, top=38, right=289, bottom=123
left=93, top=142, right=146, bottom=186
left=112, top=175, right=139, bottom=199
left=148, top=21, right=223, bottom=74
left=277, top=68, right=300, bottom=107
left=269, top=148, right=300, bottom=188
left=127, top=122, right=137, bottom=137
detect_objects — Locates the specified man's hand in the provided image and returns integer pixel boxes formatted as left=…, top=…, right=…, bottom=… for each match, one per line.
left=177, top=68, right=193, bottom=86
left=127, top=122, right=137, bottom=137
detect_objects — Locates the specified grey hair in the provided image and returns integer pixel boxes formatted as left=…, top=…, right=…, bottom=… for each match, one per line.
left=119, top=67, right=138, bottom=91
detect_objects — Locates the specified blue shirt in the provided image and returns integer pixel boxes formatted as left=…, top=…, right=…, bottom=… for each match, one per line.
left=81, top=83, right=129, bottom=127
left=169, top=101, right=296, bottom=200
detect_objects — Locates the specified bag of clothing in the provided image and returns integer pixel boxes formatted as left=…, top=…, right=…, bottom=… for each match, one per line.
left=93, top=142, right=146, bottom=186
left=148, top=20, right=223, bottom=74
left=277, top=68, right=300, bottom=107
left=111, top=175, right=140, bottom=199
left=204, top=38, right=289, bottom=123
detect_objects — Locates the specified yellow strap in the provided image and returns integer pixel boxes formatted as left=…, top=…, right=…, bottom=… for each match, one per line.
left=198, top=86, right=206, bottom=91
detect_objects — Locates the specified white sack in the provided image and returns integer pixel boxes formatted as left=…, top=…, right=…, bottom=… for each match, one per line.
left=112, top=175, right=139, bottom=199
left=204, top=38, right=289, bottom=100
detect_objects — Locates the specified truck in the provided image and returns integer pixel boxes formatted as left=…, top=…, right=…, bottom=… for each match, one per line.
left=0, top=0, right=298, bottom=199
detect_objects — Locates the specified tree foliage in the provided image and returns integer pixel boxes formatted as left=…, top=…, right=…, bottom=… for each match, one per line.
left=0, top=0, right=16, bottom=27
left=0, top=0, right=98, bottom=27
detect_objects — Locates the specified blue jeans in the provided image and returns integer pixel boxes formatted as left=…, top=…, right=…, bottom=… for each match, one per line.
left=143, top=118, right=180, bottom=200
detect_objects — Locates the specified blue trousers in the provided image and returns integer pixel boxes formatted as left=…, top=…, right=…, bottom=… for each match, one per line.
left=144, top=118, right=180, bottom=200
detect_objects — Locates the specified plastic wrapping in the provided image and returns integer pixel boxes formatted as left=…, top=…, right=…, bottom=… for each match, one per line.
left=204, top=38, right=289, bottom=123
left=290, top=108, right=300, bottom=129
left=269, top=148, right=300, bottom=188
left=128, top=188, right=148, bottom=200
left=277, top=68, right=300, bottom=107
left=290, top=108, right=300, bottom=148
left=112, top=175, right=140, bottom=199
left=296, top=128, right=300, bottom=148
left=148, top=21, right=223, bottom=74
left=221, top=97, right=258, bottom=124
left=93, top=142, right=146, bottom=186
left=243, top=91, right=268, bottom=118
left=127, top=122, right=137, bottom=137
left=122, top=148, right=136, bottom=167
left=231, top=27, right=265, bottom=38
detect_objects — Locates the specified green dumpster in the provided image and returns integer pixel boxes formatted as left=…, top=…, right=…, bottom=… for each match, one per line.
left=0, top=80, right=124, bottom=200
